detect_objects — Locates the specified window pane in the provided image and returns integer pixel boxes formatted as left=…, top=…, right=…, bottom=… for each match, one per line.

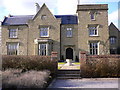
left=66, top=28, right=72, bottom=37
left=110, top=37, right=116, bottom=44
left=89, top=26, right=97, bottom=36
left=7, top=43, right=18, bottom=55
left=38, top=44, right=47, bottom=56
left=40, top=27, right=49, bottom=37
left=89, top=42, right=98, bottom=55
left=91, top=13, right=95, bottom=20
left=9, top=29, right=17, bottom=38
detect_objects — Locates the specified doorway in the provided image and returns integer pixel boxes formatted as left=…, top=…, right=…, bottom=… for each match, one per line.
left=66, top=48, right=73, bottom=60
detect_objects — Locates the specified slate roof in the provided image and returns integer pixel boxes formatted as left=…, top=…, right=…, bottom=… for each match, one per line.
left=55, top=15, right=78, bottom=24
left=2, top=15, right=78, bottom=25
left=2, top=15, right=33, bottom=25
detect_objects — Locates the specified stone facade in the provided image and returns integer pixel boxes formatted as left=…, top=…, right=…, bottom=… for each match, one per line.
left=109, top=23, right=120, bottom=54
left=77, top=4, right=110, bottom=55
left=1, top=3, right=120, bottom=61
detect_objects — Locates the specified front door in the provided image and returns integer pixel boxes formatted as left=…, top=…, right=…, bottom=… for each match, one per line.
left=66, top=48, right=73, bottom=60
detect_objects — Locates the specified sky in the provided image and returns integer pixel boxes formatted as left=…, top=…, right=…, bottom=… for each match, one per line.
left=0, top=0, right=119, bottom=28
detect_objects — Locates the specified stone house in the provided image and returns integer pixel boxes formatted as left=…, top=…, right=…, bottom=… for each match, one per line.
left=1, top=3, right=120, bottom=61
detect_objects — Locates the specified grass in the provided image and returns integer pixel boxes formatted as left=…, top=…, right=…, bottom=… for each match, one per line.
left=58, top=62, right=66, bottom=65
left=58, top=62, right=80, bottom=65
left=58, top=62, right=80, bottom=69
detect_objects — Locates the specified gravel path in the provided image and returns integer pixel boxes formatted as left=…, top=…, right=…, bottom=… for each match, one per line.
left=48, top=78, right=119, bottom=89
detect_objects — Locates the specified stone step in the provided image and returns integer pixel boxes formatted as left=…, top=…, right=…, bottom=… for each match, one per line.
left=58, top=70, right=80, bottom=74
left=57, top=77, right=82, bottom=79
left=57, top=74, right=80, bottom=77
left=57, top=70, right=81, bottom=79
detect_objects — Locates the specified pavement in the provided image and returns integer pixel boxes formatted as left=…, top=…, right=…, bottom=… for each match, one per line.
left=48, top=78, right=119, bottom=89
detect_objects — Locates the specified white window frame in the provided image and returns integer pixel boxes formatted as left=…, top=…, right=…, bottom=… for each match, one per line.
left=7, top=43, right=19, bottom=55
left=88, top=25, right=98, bottom=36
left=66, top=27, right=72, bottom=37
left=89, top=42, right=99, bottom=55
left=38, top=43, right=48, bottom=56
left=40, top=26, right=49, bottom=37
left=110, top=37, right=116, bottom=44
left=9, top=29, right=18, bottom=38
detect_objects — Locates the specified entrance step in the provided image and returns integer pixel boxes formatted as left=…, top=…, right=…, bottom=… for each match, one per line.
left=57, top=70, right=81, bottom=79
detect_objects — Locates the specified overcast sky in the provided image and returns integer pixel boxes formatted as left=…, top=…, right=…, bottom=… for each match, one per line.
left=0, top=0, right=119, bottom=27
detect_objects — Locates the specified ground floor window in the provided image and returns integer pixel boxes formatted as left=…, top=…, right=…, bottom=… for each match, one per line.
left=110, top=49, right=117, bottom=54
left=89, top=42, right=99, bottom=55
left=7, top=43, right=19, bottom=55
left=38, top=43, right=47, bottom=56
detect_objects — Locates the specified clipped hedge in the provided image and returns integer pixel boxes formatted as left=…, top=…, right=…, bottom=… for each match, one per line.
left=2, top=55, right=57, bottom=75
left=81, top=57, right=120, bottom=77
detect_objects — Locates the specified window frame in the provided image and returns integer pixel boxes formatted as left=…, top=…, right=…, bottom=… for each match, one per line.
left=66, top=27, right=73, bottom=37
left=7, top=43, right=19, bottom=55
left=89, top=42, right=99, bottom=55
left=9, top=29, right=18, bottom=38
left=38, top=43, right=48, bottom=56
left=88, top=25, right=98, bottom=36
left=40, top=26, right=49, bottom=37
left=110, top=36, right=117, bottom=44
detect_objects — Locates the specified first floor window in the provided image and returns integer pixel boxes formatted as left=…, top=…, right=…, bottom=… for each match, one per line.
left=7, top=43, right=19, bottom=55
left=66, top=27, right=72, bottom=37
left=38, top=43, right=47, bottom=56
left=110, top=37, right=116, bottom=44
left=89, top=42, right=98, bottom=55
left=9, top=29, right=17, bottom=38
left=88, top=25, right=98, bottom=36
left=40, top=26, right=49, bottom=37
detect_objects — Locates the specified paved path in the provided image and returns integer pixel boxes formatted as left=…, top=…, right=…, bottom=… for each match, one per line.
left=48, top=78, right=119, bottom=89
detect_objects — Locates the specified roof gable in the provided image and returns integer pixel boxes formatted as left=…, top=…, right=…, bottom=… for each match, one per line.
left=109, top=22, right=119, bottom=31
left=32, top=3, right=56, bottom=20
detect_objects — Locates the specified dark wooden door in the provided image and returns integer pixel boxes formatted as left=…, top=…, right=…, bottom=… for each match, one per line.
left=66, top=48, right=73, bottom=60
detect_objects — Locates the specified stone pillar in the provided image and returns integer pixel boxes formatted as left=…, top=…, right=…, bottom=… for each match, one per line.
left=79, top=51, right=87, bottom=64
left=79, top=51, right=87, bottom=77
left=51, top=52, right=58, bottom=76
left=51, top=52, right=58, bottom=61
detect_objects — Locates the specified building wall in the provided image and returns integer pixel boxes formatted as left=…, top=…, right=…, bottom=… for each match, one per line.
left=2, top=4, right=119, bottom=61
left=2, top=25, right=28, bottom=55
left=77, top=5, right=109, bottom=55
left=60, top=24, right=78, bottom=61
left=27, top=4, right=61, bottom=59
left=109, top=23, right=120, bottom=54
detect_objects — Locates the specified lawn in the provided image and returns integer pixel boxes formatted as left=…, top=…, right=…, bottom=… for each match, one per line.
left=58, top=62, right=80, bottom=69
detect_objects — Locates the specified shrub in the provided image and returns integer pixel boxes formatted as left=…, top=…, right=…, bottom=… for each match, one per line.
left=2, top=69, right=50, bottom=88
left=80, top=57, right=120, bottom=77
left=2, top=55, right=57, bottom=75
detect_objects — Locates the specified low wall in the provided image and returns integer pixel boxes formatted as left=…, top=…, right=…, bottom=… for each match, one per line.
left=80, top=51, right=120, bottom=77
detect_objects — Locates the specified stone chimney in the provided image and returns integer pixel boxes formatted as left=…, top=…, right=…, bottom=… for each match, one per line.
left=35, top=3, right=40, bottom=13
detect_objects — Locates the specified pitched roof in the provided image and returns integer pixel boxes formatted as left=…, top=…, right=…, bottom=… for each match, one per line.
left=2, top=15, right=78, bottom=25
left=2, top=15, right=33, bottom=25
left=55, top=15, right=78, bottom=24
left=109, top=22, right=120, bottom=31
